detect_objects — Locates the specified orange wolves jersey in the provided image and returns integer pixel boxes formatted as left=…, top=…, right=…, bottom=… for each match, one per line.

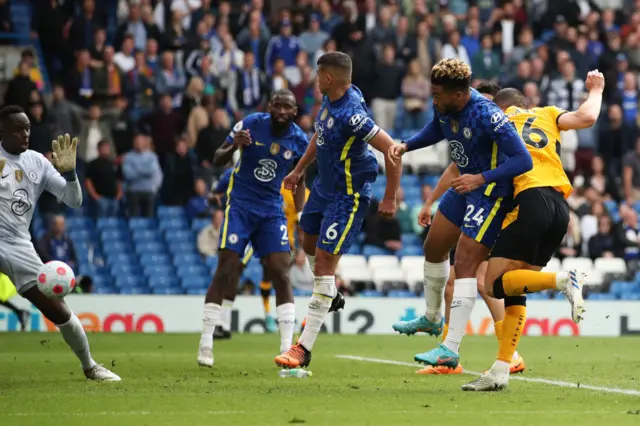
left=281, top=184, right=310, bottom=249
left=505, top=106, right=573, bottom=199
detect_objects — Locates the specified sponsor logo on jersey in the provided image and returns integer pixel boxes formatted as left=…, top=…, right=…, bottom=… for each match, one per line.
left=450, top=140, right=469, bottom=168
left=320, top=108, right=328, bottom=121
left=315, top=122, right=325, bottom=146
left=490, top=112, right=504, bottom=124
left=349, top=114, right=365, bottom=126
left=270, top=142, right=280, bottom=155
left=15, top=170, right=23, bottom=183
left=254, top=158, right=278, bottom=182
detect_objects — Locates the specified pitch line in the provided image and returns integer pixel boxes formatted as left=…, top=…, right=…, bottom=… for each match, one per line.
left=335, top=354, right=640, bottom=396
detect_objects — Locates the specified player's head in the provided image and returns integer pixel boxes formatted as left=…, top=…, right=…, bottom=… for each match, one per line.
left=316, top=52, right=352, bottom=95
left=475, top=82, right=502, bottom=101
left=0, top=105, right=30, bottom=154
left=493, top=88, right=527, bottom=111
left=430, top=59, right=472, bottom=114
left=268, top=89, right=297, bottom=130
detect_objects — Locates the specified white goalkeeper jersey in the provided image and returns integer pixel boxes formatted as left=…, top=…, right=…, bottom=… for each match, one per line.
left=0, top=143, right=73, bottom=241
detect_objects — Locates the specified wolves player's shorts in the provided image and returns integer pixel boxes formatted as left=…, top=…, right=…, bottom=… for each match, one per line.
left=0, top=238, right=44, bottom=294
left=220, top=205, right=290, bottom=258
left=491, top=187, right=570, bottom=266
left=300, top=188, right=370, bottom=255
left=438, top=188, right=512, bottom=249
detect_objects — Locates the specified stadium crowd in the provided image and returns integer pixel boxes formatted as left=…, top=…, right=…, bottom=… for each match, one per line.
left=1, top=0, right=640, bottom=295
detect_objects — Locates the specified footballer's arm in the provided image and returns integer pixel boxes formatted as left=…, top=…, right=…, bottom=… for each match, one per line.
left=428, top=162, right=460, bottom=206
left=370, top=129, right=402, bottom=203
left=293, top=177, right=306, bottom=212
left=45, top=165, right=83, bottom=208
left=290, top=132, right=318, bottom=176
left=557, top=71, right=604, bottom=131
left=213, top=143, right=237, bottom=166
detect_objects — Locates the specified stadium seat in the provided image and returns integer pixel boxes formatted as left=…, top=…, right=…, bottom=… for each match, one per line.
left=174, top=253, right=201, bottom=266
left=405, top=268, right=423, bottom=292
left=562, top=257, right=593, bottom=273
left=400, top=255, right=423, bottom=271
left=129, top=217, right=158, bottom=230
left=69, top=229, right=92, bottom=242
left=543, top=257, right=562, bottom=273
left=120, top=287, right=151, bottom=295
left=242, top=267, right=263, bottom=284
left=186, top=288, right=207, bottom=295
left=337, top=255, right=367, bottom=272
left=140, top=253, right=171, bottom=265
left=398, top=246, right=423, bottom=256
left=115, top=276, right=146, bottom=288
left=293, top=289, right=313, bottom=297
left=401, top=234, right=421, bottom=247
left=152, top=287, right=184, bottom=295
left=167, top=241, right=197, bottom=255
left=388, top=290, right=415, bottom=298
left=165, top=229, right=194, bottom=242
left=103, top=241, right=134, bottom=254
left=132, top=229, right=162, bottom=242
left=159, top=218, right=189, bottom=231
left=585, top=270, right=604, bottom=287
left=368, top=255, right=399, bottom=270
left=135, top=241, right=167, bottom=255
left=105, top=252, right=136, bottom=265
left=362, top=245, right=390, bottom=257
left=205, top=256, right=219, bottom=268
left=192, top=219, right=210, bottom=232
left=67, top=217, right=93, bottom=230
left=91, top=274, right=111, bottom=288
left=100, top=229, right=128, bottom=242
left=594, top=257, right=627, bottom=275
left=346, top=244, right=362, bottom=255
left=372, top=268, right=407, bottom=290
left=360, top=290, right=383, bottom=297
left=144, top=265, right=176, bottom=277
left=110, top=264, right=142, bottom=277
left=340, top=267, right=372, bottom=283
left=148, top=275, right=180, bottom=288
left=157, top=206, right=187, bottom=219
left=401, top=175, right=420, bottom=187
left=96, top=217, right=126, bottom=230
left=177, top=265, right=208, bottom=278
left=181, top=275, right=210, bottom=289
left=588, top=293, right=617, bottom=300
left=94, top=287, right=118, bottom=294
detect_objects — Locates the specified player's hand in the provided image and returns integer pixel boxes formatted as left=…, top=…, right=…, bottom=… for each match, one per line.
left=233, top=129, right=252, bottom=148
left=378, top=197, right=397, bottom=217
left=51, top=134, right=78, bottom=172
left=452, top=173, right=485, bottom=194
left=585, top=70, right=605, bottom=94
left=387, top=143, right=407, bottom=167
left=284, top=170, right=302, bottom=193
left=417, top=202, right=433, bottom=227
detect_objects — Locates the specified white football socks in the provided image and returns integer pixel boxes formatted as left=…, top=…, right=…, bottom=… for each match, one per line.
left=298, top=275, right=336, bottom=351
left=220, top=299, right=233, bottom=332
left=443, top=278, right=477, bottom=354
left=424, top=260, right=450, bottom=323
left=200, top=303, right=221, bottom=349
left=306, top=254, right=315, bottom=274
left=58, top=313, right=96, bottom=371
left=276, top=303, right=295, bottom=353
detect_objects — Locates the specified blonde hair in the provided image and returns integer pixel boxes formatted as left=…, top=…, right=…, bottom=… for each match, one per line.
left=430, top=58, right=471, bottom=90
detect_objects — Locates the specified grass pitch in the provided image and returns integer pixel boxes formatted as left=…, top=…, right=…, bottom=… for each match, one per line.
left=1, top=333, right=640, bottom=426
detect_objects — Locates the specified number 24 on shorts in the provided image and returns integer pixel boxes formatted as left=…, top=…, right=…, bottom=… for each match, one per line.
left=464, top=205, right=485, bottom=227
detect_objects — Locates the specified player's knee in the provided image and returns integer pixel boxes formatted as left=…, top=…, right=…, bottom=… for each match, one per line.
left=453, top=254, right=480, bottom=278
left=424, top=241, right=449, bottom=263
left=504, top=295, right=526, bottom=307
left=477, top=280, right=489, bottom=298
left=492, top=275, right=506, bottom=299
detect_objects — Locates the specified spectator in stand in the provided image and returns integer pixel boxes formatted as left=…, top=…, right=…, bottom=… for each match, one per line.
left=371, top=44, right=403, bottom=132
left=93, top=46, right=124, bottom=101
left=4, top=62, right=38, bottom=111
left=155, top=51, right=187, bottom=108
left=285, top=51, right=313, bottom=87
left=364, top=199, right=403, bottom=253
left=621, top=71, right=640, bottom=127
left=181, top=77, right=205, bottom=123
left=395, top=187, right=413, bottom=234
left=265, top=19, right=301, bottom=75
left=185, top=30, right=212, bottom=79
left=602, top=104, right=634, bottom=178
left=107, top=96, right=135, bottom=158
left=414, top=21, right=439, bottom=79
left=79, top=104, right=114, bottom=164
left=212, top=33, right=245, bottom=93
left=268, top=58, right=290, bottom=92
left=163, top=137, right=197, bottom=206
left=400, top=59, right=430, bottom=130
left=237, top=11, right=270, bottom=70
left=588, top=215, right=627, bottom=260
left=471, top=33, right=501, bottom=82
left=145, top=38, right=160, bottom=74
left=186, top=94, right=214, bottom=149
left=122, top=135, right=163, bottom=218
left=165, top=9, right=189, bottom=52
left=14, top=50, right=45, bottom=92
left=290, top=249, right=314, bottom=291
left=461, top=19, right=481, bottom=61
left=85, top=140, right=122, bottom=218
left=114, top=35, right=136, bottom=74
left=125, top=50, right=156, bottom=114
left=196, top=108, right=229, bottom=175
left=36, top=215, right=77, bottom=270
left=369, top=5, right=394, bottom=51
left=556, top=212, right=582, bottom=261
left=141, top=93, right=183, bottom=165
left=186, top=178, right=211, bottom=220
left=29, top=0, right=67, bottom=82
left=393, top=16, right=416, bottom=65
left=228, top=51, right=267, bottom=120
left=68, top=0, right=104, bottom=53
left=442, top=30, right=471, bottom=66
left=574, top=93, right=599, bottom=174
left=27, top=101, right=52, bottom=155
left=66, top=50, right=94, bottom=108
left=546, top=59, right=585, bottom=111
left=197, top=209, right=224, bottom=257
left=89, top=28, right=107, bottom=67
left=560, top=125, right=578, bottom=178
left=49, top=84, right=81, bottom=138
left=623, top=137, right=640, bottom=204
left=114, top=0, right=148, bottom=52
left=292, top=66, right=315, bottom=115
left=588, top=156, right=619, bottom=200
left=522, top=82, right=541, bottom=108
left=618, top=204, right=640, bottom=259
left=300, top=14, right=329, bottom=57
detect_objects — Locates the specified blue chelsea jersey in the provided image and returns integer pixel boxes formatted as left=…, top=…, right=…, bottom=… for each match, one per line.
left=225, top=113, right=308, bottom=215
left=314, top=85, right=380, bottom=197
left=436, top=89, right=520, bottom=198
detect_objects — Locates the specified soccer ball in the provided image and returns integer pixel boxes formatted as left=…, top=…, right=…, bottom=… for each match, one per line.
left=37, top=261, right=76, bottom=298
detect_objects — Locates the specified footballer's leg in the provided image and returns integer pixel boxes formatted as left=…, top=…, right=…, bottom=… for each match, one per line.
left=198, top=206, right=249, bottom=367
left=215, top=246, right=253, bottom=339
left=393, top=189, right=462, bottom=336
left=260, top=263, right=277, bottom=333
left=276, top=194, right=368, bottom=368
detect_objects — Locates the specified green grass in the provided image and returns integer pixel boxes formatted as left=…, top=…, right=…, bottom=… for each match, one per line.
left=2, top=333, right=640, bottom=425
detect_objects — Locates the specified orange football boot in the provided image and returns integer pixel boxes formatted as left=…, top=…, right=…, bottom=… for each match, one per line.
left=509, top=354, right=526, bottom=374
left=275, top=343, right=311, bottom=368
left=416, top=364, right=464, bottom=375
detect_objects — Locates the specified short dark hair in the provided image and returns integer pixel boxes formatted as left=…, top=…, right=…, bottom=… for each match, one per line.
left=97, top=139, right=111, bottom=149
left=0, top=105, right=25, bottom=121
left=493, top=88, right=527, bottom=109
left=430, top=58, right=471, bottom=92
left=271, top=89, right=295, bottom=101
left=317, top=51, right=352, bottom=79
left=476, top=82, right=502, bottom=97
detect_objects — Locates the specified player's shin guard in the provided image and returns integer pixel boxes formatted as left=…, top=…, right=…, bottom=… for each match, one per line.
left=443, top=278, right=477, bottom=354
left=424, top=260, right=450, bottom=323
left=276, top=303, right=295, bottom=353
left=221, top=299, right=233, bottom=332
left=492, top=296, right=527, bottom=377
left=494, top=270, right=557, bottom=297
left=58, top=312, right=96, bottom=371
left=298, top=276, right=336, bottom=351
left=201, top=303, right=221, bottom=348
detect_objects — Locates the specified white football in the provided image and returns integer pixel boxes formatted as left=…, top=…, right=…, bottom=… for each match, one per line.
left=37, top=261, right=76, bottom=298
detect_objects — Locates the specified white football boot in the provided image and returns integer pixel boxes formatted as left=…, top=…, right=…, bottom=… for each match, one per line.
left=84, top=364, right=121, bottom=381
